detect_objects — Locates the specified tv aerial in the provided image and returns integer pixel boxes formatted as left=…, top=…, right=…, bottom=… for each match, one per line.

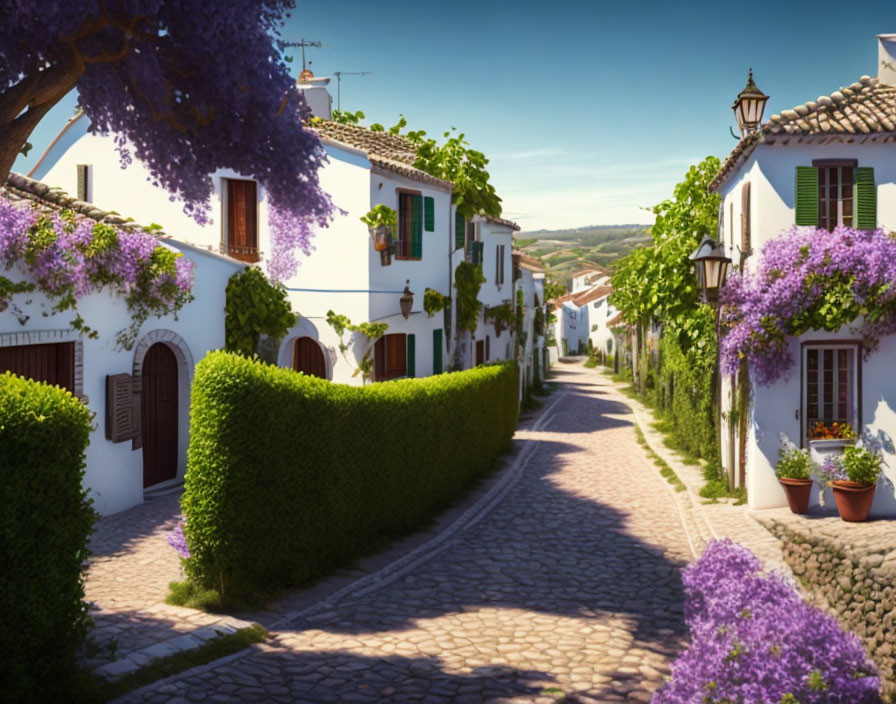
left=279, top=38, right=325, bottom=73
left=333, top=71, right=373, bottom=111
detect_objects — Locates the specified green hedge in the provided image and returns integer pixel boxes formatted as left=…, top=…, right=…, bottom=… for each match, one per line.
left=0, top=373, right=95, bottom=702
left=182, top=352, right=519, bottom=604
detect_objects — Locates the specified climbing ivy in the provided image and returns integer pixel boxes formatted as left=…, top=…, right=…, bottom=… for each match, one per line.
left=454, top=261, right=485, bottom=333
left=225, top=266, right=296, bottom=358
left=325, top=310, right=388, bottom=383
left=423, top=288, right=450, bottom=317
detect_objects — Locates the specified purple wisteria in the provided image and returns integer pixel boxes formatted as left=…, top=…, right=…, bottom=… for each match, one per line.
left=166, top=520, right=191, bottom=560
left=720, top=226, right=896, bottom=385
left=0, top=197, right=194, bottom=348
left=653, top=540, right=880, bottom=704
left=1, top=2, right=334, bottom=283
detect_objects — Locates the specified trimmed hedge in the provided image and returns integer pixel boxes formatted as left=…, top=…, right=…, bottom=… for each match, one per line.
left=0, top=373, right=95, bottom=702
left=181, top=352, right=519, bottom=604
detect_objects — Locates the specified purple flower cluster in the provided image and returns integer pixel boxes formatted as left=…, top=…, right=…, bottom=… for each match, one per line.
left=720, top=226, right=896, bottom=385
left=267, top=207, right=314, bottom=283
left=653, top=540, right=880, bottom=704
left=0, top=198, right=194, bottom=347
left=166, top=520, right=191, bottom=560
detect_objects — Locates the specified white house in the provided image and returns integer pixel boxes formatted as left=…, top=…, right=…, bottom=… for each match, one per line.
left=469, top=215, right=516, bottom=366
left=30, top=77, right=454, bottom=386
left=0, top=173, right=242, bottom=515
left=513, top=252, right=547, bottom=395
left=548, top=283, right=613, bottom=357
left=569, top=267, right=609, bottom=293
left=711, top=34, right=896, bottom=516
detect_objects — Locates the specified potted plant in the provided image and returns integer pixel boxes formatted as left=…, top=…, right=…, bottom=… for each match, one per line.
left=807, top=420, right=856, bottom=465
left=360, top=205, right=398, bottom=264
left=822, top=446, right=882, bottom=522
left=775, top=445, right=814, bottom=514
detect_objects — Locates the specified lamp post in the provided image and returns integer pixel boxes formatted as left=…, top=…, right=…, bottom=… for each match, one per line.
left=732, top=69, right=769, bottom=136
left=690, top=235, right=734, bottom=489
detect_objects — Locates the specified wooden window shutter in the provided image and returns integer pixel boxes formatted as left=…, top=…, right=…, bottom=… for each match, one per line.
left=455, top=211, right=465, bottom=250
left=106, top=374, right=138, bottom=443
left=227, top=180, right=259, bottom=261
left=406, top=334, right=416, bottom=377
left=424, top=197, right=435, bottom=232
left=500, top=245, right=505, bottom=283
left=855, top=167, right=876, bottom=230
left=740, top=182, right=751, bottom=255
left=76, top=164, right=89, bottom=202
left=495, top=244, right=500, bottom=282
left=432, top=329, right=443, bottom=374
left=472, top=241, right=484, bottom=266
left=374, top=336, right=386, bottom=381
left=412, top=194, right=423, bottom=257
left=794, top=167, right=819, bottom=226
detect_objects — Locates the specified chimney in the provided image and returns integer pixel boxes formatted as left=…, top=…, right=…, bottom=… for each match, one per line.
left=879, top=34, right=896, bottom=86
left=295, top=70, right=332, bottom=120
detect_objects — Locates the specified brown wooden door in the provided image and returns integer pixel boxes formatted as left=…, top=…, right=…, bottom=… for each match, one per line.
left=227, top=179, right=259, bottom=262
left=0, top=342, right=74, bottom=390
left=475, top=340, right=485, bottom=366
left=141, top=343, right=178, bottom=488
left=292, top=337, right=326, bottom=378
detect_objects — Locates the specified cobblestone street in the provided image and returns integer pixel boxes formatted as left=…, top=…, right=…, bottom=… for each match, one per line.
left=118, top=362, right=696, bottom=703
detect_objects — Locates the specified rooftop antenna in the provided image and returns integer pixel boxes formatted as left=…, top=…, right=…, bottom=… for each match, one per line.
left=279, top=38, right=323, bottom=72
left=333, top=71, right=373, bottom=111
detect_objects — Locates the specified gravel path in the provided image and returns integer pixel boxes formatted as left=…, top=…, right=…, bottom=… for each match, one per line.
left=118, top=362, right=694, bottom=703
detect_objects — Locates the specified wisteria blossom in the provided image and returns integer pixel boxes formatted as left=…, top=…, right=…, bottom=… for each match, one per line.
left=166, top=521, right=191, bottom=560
left=720, top=226, right=896, bottom=385
left=654, top=540, right=880, bottom=704
left=0, top=197, right=194, bottom=348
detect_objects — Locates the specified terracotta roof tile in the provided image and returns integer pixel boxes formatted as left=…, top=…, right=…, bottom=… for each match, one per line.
left=513, top=251, right=544, bottom=273
left=607, top=312, right=624, bottom=327
left=481, top=214, right=520, bottom=231
left=312, top=121, right=452, bottom=189
left=711, top=76, right=896, bottom=191
left=572, top=285, right=612, bottom=307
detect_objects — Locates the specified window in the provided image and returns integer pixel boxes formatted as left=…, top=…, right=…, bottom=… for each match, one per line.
left=795, top=162, right=877, bottom=230
left=494, top=244, right=505, bottom=286
left=740, top=181, right=751, bottom=256
left=817, top=162, right=854, bottom=230
left=802, top=344, right=859, bottom=441
left=226, top=179, right=259, bottom=262
left=486, top=335, right=490, bottom=361
left=374, top=333, right=415, bottom=380
left=0, top=342, right=74, bottom=391
left=397, top=193, right=423, bottom=259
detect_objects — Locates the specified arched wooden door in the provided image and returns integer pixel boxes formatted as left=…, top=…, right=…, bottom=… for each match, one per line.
left=141, top=343, right=178, bottom=488
left=292, top=337, right=327, bottom=378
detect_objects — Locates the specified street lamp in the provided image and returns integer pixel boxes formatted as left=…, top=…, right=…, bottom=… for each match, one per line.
left=400, top=280, right=414, bottom=320
left=689, top=235, right=732, bottom=304
left=732, top=69, right=769, bottom=136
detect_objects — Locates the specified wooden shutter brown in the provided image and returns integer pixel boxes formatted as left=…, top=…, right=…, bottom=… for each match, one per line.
left=106, top=373, right=138, bottom=443
left=374, top=336, right=386, bottom=380
left=0, top=342, right=74, bottom=391
left=227, top=180, right=259, bottom=262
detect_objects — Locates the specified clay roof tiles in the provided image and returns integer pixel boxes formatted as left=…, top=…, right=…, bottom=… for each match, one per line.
left=711, top=75, right=896, bottom=191
left=312, top=121, right=452, bottom=189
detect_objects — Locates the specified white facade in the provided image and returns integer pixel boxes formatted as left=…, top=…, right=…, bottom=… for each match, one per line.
left=33, top=113, right=454, bottom=386
left=472, top=217, right=515, bottom=365
left=514, top=254, right=546, bottom=396
left=714, top=54, right=896, bottom=515
left=0, top=212, right=240, bottom=515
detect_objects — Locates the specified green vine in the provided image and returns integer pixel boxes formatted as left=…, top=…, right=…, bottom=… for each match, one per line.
left=325, top=310, right=388, bottom=383
left=533, top=306, right=545, bottom=337
left=359, top=204, right=397, bottom=230
left=484, top=301, right=514, bottom=334
left=225, top=266, right=296, bottom=357
left=515, top=288, right=526, bottom=354
left=454, top=261, right=485, bottom=333
left=423, top=288, right=450, bottom=317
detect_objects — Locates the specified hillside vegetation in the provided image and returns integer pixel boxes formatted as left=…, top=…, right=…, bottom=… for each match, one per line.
left=516, top=224, right=651, bottom=284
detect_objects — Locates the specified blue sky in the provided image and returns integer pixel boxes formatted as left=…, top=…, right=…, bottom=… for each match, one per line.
left=13, top=1, right=895, bottom=231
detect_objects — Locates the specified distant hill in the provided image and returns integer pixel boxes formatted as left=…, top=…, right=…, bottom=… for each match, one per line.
left=516, top=224, right=651, bottom=285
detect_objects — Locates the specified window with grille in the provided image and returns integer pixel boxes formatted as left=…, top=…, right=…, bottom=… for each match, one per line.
left=817, top=164, right=854, bottom=230
left=803, top=345, right=858, bottom=441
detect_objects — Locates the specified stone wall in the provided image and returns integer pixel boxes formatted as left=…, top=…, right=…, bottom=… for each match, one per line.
left=760, top=514, right=896, bottom=700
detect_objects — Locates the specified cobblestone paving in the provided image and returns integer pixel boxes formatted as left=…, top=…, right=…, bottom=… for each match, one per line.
left=84, top=489, right=252, bottom=676
left=121, top=362, right=694, bottom=703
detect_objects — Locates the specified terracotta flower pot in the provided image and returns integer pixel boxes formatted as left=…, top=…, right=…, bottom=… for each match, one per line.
left=831, top=481, right=877, bottom=522
left=778, top=477, right=813, bottom=514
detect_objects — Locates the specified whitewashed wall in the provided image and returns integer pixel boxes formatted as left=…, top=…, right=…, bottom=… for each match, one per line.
left=0, top=245, right=238, bottom=515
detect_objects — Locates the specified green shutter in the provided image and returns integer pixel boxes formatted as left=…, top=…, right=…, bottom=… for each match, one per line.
left=794, top=166, right=819, bottom=226
left=455, top=211, right=465, bottom=249
left=406, top=333, right=416, bottom=377
left=412, top=195, right=423, bottom=257
left=472, top=241, right=484, bottom=266
left=432, top=329, right=443, bottom=374
left=424, top=196, right=435, bottom=232
left=855, top=167, right=876, bottom=230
